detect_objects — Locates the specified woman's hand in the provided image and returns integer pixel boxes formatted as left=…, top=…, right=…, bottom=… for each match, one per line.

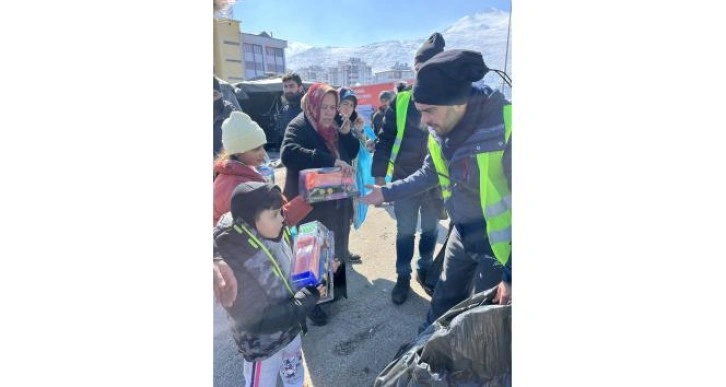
left=334, top=159, right=353, bottom=175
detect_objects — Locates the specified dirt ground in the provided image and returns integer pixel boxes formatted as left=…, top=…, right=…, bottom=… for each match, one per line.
left=213, top=163, right=449, bottom=387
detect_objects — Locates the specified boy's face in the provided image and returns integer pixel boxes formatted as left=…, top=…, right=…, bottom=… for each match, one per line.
left=255, top=207, right=284, bottom=239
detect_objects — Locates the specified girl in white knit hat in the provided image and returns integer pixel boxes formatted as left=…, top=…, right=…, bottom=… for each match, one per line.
left=213, top=111, right=311, bottom=227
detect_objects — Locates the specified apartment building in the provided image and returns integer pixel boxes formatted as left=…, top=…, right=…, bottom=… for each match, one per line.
left=241, top=32, right=287, bottom=80
left=213, top=18, right=244, bottom=83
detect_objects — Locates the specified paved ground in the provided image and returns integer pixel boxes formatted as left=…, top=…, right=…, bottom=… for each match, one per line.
left=213, top=162, right=449, bottom=387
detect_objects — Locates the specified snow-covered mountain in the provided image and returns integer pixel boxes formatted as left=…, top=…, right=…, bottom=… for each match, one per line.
left=286, top=9, right=511, bottom=86
left=285, top=41, right=314, bottom=58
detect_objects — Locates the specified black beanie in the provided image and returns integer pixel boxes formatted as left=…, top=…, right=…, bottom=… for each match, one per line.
left=414, top=32, right=445, bottom=64
left=413, top=49, right=489, bottom=106
left=338, top=87, right=358, bottom=107
left=230, top=181, right=283, bottom=227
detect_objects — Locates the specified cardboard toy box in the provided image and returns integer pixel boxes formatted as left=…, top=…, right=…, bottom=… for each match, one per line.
left=291, top=221, right=335, bottom=304
left=299, top=167, right=359, bottom=203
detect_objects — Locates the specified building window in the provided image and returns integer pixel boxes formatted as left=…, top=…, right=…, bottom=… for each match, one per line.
left=226, top=59, right=242, bottom=63
left=265, top=46, right=283, bottom=57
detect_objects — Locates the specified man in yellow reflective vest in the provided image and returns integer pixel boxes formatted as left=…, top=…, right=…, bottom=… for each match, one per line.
left=371, top=32, right=446, bottom=305
left=362, top=49, right=512, bottom=332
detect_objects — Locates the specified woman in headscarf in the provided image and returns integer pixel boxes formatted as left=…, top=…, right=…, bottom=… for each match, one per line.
left=280, top=83, right=360, bottom=326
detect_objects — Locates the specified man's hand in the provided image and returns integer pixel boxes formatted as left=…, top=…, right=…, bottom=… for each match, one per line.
left=493, top=281, right=511, bottom=305
left=360, top=184, right=385, bottom=206
left=365, top=139, right=376, bottom=152
left=375, top=177, right=385, bottom=186
left=214, top=260, right=238, bottom=307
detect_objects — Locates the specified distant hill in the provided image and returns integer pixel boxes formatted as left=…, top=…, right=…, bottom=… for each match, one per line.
left=286, top=9, right=511, bottom=93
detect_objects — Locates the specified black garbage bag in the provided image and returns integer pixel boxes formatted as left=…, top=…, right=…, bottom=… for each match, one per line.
left=374, top=286, right=511, bottom=387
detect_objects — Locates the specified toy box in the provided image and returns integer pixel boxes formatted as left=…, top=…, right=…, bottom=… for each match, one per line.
left=299, top=167, right=359, bottom=203
left=291, top=221, right=335, bottom=304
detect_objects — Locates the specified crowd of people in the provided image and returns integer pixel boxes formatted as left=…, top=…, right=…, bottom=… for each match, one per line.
left=212, top=32, right=512, bottom=387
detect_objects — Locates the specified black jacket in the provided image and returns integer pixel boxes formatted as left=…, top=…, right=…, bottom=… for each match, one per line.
left=213, top=214, right=320, bottom=361
left=382, top=85, right=512, bottom=282
left=372, top=93, right=430, bottom=181
left=280, top=113, right=359, bottom=289
left=371, top=107, right=386, bottom=136
left=275, top=94, right=303, bottom=139
left=280, top=113, right=360, bottom=199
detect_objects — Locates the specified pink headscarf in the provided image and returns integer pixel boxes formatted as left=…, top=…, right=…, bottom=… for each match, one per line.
left=301, top=83, right=340, bottom=158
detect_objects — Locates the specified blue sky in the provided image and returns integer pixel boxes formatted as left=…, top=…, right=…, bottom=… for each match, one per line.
left=231, top=0, right=511, bottom=47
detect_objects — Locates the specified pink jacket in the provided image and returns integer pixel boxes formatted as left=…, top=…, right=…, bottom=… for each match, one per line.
left=213, top=160, right=312, bottom=227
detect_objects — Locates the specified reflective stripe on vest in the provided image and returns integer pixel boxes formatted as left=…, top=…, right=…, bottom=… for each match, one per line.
left=427, top=104, right=512, bottom=266
left=385, top=91, right=412, bottom=182
left=233, top=223, right=296, bottom=297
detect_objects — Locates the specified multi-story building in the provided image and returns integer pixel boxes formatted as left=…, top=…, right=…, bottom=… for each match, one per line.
left=343, top=57, right=373, bottom=86
left=296, top=65, right=328, bottom=83
left=327, top=66, right=341, bottom=87
left=373, top=62, right=415, bottom=84
left=325, top=57, right=373, bottom=87
left=373, top=63, right=416, bottom=83
left=374, top=69, right=415, bottom=84
left=241, top=32, right=287, bottom=80
left=213, top=18, right=244, bottom=83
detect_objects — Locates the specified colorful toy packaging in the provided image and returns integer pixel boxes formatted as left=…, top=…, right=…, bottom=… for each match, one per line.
left=291, top=221, right=335, bottom=304
left=298, top=167, right=359, bottom=203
